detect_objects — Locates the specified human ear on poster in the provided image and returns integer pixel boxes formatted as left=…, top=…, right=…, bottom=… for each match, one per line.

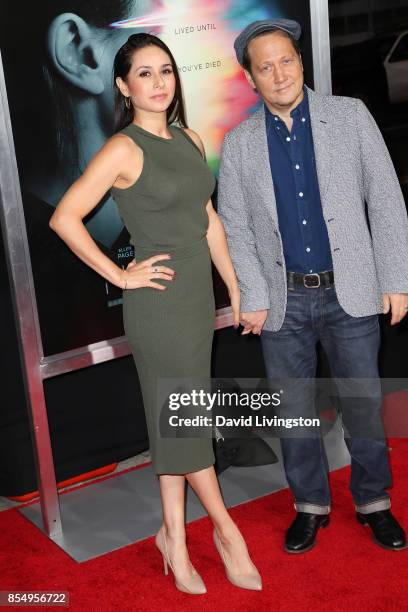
left=47, top=12, right=105, bottom=95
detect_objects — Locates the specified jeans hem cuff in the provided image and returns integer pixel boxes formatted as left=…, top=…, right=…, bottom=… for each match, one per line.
left=294, top=502, right=331, bottom=515
left=355, top=497, right=391, bottom=514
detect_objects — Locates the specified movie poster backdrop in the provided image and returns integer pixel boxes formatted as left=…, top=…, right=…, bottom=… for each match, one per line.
left=0, top=0, right=313, bottom=357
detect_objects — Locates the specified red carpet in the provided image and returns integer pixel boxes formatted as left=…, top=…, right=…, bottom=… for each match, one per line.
left=1, top=440, right=407, bottom=612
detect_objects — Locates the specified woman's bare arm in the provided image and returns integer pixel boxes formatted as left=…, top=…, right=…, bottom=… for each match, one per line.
left=206, top=199, right=240, bottom=327
left=49, top=135, right=137, bottom=287
left=49, top=135, right=174, bottom=290
left=183, top=128, right=240, bottom=326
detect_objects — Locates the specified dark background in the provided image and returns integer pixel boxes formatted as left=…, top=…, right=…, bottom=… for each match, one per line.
left=328, top=0, right=408, bottom=380
left=1, top=0, right=407, bottom=496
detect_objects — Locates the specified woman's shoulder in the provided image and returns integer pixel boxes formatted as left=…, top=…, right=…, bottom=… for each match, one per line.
left=104, top=129, right=142, bottom=157
left=86, top=132, right=142, bottom=179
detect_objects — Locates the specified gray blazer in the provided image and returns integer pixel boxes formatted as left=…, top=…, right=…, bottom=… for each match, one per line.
left=217, top=86, right=408, bottom=332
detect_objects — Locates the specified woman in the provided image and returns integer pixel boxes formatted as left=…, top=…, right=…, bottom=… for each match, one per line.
left=49, top=33, right=261, bottom=595
left=1, top=1, right=158, bottom=355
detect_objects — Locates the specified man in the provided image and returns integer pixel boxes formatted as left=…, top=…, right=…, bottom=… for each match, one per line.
left=217, top=18, right=408, bottom=553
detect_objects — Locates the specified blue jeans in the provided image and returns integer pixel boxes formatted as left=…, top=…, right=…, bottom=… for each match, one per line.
left=261, top=280, right=392, bottom=515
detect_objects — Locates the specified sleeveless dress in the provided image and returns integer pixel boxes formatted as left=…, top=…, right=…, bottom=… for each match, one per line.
left=110, top=123, right=216, bottom=474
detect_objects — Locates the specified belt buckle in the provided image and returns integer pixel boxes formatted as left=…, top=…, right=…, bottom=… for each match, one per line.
left=303, top=273, right=321, bottom=288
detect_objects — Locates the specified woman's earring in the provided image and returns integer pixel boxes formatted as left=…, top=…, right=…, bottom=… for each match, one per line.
left=125, top=96, right=131, bottom=109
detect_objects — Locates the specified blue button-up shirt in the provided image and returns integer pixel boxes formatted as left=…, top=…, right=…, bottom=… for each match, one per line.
left=265, top=87, right=333, bottom=274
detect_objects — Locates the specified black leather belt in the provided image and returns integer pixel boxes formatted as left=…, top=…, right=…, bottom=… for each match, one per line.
left=287, top=270, right=334, bottom=288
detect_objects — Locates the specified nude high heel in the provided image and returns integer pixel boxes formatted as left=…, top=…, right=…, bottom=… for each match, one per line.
left=155, top=526, right=207, bottom=595
left=213, top=528, right=262, bottom=591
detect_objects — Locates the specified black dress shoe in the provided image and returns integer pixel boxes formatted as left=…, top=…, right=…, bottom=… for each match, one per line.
left=357, top=509, right=407, bottom=551
left=285, top=512, right=330, bottom=554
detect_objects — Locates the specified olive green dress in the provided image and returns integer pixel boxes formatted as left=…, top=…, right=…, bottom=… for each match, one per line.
left=110, top=123, right=216, bottom=474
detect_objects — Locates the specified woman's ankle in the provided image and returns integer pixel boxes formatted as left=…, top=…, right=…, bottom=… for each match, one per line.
left=163, top=524, right=187, bottom=541
left=214, top=519, right=243, bottom=543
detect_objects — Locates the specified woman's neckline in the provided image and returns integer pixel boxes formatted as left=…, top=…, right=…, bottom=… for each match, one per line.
left=129, top=122, right=175, bottom=142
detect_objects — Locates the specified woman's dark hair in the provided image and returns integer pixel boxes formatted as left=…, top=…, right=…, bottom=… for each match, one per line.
left=114, top=33, right=188, bottom=132
left=242, top=29, right=302, bottom=73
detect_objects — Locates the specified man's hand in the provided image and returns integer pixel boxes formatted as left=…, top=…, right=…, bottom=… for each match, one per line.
left=240, top=310, right=268, bottom=335
left=383, top=293, right=408, bottom=325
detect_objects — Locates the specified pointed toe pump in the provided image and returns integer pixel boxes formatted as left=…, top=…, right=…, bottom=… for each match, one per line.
left=155, top=527, right=207, bottom=595
left=213, top=528, right=262, bottom=591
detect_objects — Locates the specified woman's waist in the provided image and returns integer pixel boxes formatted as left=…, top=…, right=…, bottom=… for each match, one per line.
left=131, top=236, right=209, bottom=261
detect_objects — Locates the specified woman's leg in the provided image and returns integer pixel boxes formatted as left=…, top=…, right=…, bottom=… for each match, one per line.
left=158, top=474, right=198, bottom=579
left=186, top=465, right=258, bottom=575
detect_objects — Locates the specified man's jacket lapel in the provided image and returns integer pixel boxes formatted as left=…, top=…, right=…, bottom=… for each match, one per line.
left=247, top=106, right=279, bottom=228
left=306, top=86, right=333, bottom=203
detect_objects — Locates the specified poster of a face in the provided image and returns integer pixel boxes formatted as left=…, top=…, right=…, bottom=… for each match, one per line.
left=0, top=0, right=313, bottom=357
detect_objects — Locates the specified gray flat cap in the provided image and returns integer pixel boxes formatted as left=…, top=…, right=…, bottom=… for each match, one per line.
left=234, top=19, right=302, bottom=66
